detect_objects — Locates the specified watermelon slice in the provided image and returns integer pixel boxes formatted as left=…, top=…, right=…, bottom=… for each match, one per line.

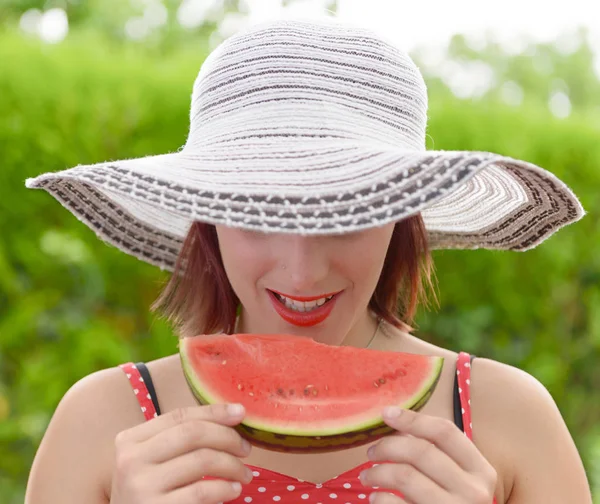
left=180, top=333, right=444, bottom=453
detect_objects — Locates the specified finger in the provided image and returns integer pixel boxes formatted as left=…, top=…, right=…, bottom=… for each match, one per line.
left=361, top=461, right=447, bottom=504
left=380, top=407, right=491, bottom=474
left=165, top=478, right=243, bottom=504
left=370, top=492, right=409, bottom=504
left=367, top=434, right=469, bottom=492
left=142, top=418, right=251, bottom=463
left=156, top=447, right=253, bottom=491
left=369, top=492, right=409, bottom=504
left=117, top=403, right=246, bottom=445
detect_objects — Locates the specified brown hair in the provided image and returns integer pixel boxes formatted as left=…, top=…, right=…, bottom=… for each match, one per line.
left=152, top=216, right=438, bottom=338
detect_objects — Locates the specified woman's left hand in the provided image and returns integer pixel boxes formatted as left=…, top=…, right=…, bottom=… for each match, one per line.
left=360, top=406, right=497, bottom=504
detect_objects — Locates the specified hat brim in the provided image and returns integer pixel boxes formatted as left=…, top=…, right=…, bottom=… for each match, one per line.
left=25, top=142, right=585, bottom=271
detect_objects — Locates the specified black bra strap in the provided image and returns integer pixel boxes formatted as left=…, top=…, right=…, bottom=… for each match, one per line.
left=453, top=354, right=476, bottom=432
left=135, top=362, right=162, bottom=416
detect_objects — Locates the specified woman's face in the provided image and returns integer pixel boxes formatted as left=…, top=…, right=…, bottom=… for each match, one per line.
left=215, top=223, right=395, bottom=346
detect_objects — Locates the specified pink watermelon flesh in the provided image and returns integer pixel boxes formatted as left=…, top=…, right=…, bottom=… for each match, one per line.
left=180, top=333, right=444, bottom=436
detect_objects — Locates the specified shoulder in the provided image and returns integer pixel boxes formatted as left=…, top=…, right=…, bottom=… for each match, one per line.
left=60, top=364, right=148, bottom=429
left=468, top=357, right=547, bottom=495
left=470, top=356, right=553, bottom=414
left=26, top=365, right=147, bottom=503
left=470, top=357, right=592, bottom=503
left=469, top=356, right=563, bottom=438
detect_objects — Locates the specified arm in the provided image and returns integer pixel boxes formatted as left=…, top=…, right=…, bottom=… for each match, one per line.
left=471, top=358, right=593, bottom=504
left=25, top=367, right=136, bottom=504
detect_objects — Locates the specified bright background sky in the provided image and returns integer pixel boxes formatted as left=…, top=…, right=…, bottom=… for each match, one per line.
left=225, top=0, right=600, bottom=80
left=18, top=0, right=600, bottom=78
left=23, top=0, right=600, bottom=49
left=17, top=0, right=600, bottom=117
left=244, top=0, right=600, bottom=53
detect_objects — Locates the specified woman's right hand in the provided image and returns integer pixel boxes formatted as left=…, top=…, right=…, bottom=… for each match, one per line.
left=109, top=403, right=254, bottom=504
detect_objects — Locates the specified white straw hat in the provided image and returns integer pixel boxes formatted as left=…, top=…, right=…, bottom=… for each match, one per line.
left=26, top=18, right=585, bottom=271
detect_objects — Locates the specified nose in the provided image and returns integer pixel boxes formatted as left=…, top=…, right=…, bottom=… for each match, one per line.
left=278, top=234, right=330, bottom=293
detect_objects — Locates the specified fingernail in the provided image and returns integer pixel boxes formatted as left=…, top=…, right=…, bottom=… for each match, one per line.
left=245, top=466, right=254, bottom=482
left=359, top=470, right=367, bottom=483
left=241, top=438, right=252, bottom=454
left=231, top=481, right=242, bottom=493
left=369, top=492, right=377, bottom=503
left=227, top=403, right=245, bottom=416
left=367, top=445, right=375, bottom=459
left=383, top=406, right=402, bottom=419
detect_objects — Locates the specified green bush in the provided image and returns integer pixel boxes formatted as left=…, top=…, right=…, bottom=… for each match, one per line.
left=0, top=29, right=598, bottom=502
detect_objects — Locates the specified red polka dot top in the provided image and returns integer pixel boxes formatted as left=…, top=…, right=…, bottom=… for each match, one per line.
left=119, top=352, right=497, bottom=503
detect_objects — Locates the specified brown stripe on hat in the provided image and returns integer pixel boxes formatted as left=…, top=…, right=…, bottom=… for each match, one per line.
left=427, top=161, right=581, bottom=251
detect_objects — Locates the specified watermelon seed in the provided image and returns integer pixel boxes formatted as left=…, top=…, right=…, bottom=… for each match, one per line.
left=276, top=388, right=285, bottom=396
left=312, top=389, right=318, bottom=396
left=378, top=378, right=386, bottom=384
left=237, top=384, right=244, bottom=391
left=221, top=360, right=227, bottom=365
left=249, top=392, right=255, bottom=397
left=373, top=381, right=380, bottom=388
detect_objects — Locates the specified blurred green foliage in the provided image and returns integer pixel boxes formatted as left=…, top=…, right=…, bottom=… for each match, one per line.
left=0, top=23, right=599, bottom=503
left=0, top=0, right=252, bottom=54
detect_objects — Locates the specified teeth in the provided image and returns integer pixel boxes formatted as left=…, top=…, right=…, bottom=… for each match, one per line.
left=274, top=293, right=334, bottom=312
left=304, top=300, right=318, bottom=310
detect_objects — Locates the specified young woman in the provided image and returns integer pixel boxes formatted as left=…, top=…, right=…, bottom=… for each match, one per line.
left=24, top=16, right=592, bottom=504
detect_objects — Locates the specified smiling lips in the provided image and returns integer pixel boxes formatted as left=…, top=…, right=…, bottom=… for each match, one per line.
left=267, top=288, right=342, bottom=327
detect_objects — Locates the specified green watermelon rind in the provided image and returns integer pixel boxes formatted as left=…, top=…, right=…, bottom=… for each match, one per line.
left=179, top=337, right=444, bottom=437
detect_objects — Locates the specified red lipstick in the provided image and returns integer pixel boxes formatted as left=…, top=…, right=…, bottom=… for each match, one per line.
left=267, top=289, right=340, bottom=327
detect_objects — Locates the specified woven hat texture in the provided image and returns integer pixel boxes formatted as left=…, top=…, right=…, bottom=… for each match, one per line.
left=25, top=17, right=585, bottom=271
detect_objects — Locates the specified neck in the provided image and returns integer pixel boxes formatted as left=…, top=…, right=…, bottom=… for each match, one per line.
left=340, top=311, right=381, bottom=348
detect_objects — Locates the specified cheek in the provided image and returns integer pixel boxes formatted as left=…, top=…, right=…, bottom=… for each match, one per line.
left=216, top=229, right=272, bottom=297
left=343, top=227, right=393, bottom=294
left=349, top=243, right=387, bottom=287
